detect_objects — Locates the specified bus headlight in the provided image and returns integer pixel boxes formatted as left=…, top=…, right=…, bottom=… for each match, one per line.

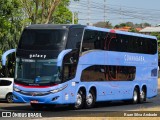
left=14, top=87, right=21, bottom=92
left=49, top=84, right=68, bottom=94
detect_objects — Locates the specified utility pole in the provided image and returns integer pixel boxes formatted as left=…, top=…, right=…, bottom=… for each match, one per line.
left=120, top=6, right=123, bottom=23
left=87, top=0, right=90, bottom=25
left=104, top=0, right=106, bottom=22
left=72, top=12, right=75, bottom=24
left=72, top=0, right=79, bottom=24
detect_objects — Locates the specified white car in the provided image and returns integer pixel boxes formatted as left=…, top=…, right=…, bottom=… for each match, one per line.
left=0, top=78, right=13, bottom=103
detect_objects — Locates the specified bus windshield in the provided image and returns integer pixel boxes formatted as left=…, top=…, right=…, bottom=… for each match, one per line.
left=15, top=58, right=61, bottom=85
left=18, top=29, right=67, bottom=50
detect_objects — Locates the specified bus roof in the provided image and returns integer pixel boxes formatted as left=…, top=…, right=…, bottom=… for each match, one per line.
left=25, top=24, right=157, bottom=40
left=25, top=24, right=86, bottom=29
left=85, top=26, right=157, bottom=40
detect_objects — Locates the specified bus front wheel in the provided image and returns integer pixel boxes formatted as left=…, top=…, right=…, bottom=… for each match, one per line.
left=74, top=90, right=85, bottom=109
left=85, top=90, right=96, bottom=109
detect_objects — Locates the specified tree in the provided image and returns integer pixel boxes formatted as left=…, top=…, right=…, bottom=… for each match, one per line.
left=125, top=22, right=134, bottom=28
left=114, top=23, right=127, bottom=28
left=0, top=0, right=23, bottom=53
left=20, top=0, right=73, bottom=24
left=51, top=0, right=73, bottom=24
left=93, top=21, right=113, bottom=28
left=114, top=22, right=151, bottom=29
left=0, top=0, right=24, bottom=77
left=128, top=28, right=138, bottom=32
left=135, top=23, right=151, bottom=28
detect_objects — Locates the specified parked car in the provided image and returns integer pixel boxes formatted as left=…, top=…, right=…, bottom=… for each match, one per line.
left=0, top=78, right=13, bottom=103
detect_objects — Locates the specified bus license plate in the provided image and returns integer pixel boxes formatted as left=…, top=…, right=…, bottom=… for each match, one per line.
left=30, top=100, right=38, bottom=103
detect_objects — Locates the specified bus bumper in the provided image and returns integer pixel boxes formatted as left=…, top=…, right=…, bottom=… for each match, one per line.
left=13, top=91, right=73, bottom=104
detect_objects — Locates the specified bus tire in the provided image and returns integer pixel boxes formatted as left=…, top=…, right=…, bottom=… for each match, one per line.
left=140, top=88, right=146, bottom=103
left=74, top=90, right=85, bottom=109
left=85, top=90, right=96, bottom=109
left=132, top=87, right=139, bottom=104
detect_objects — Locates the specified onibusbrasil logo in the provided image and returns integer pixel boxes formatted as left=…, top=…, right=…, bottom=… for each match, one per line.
left=1, top=112, right=42, bottom=118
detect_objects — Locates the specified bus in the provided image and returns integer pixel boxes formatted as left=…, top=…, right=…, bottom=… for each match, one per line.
left=12, top=24, right=158, bottom=109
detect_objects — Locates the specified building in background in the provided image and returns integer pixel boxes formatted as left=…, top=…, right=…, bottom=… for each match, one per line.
left=139, top=26, right=160, bottom=34
left=114, top=26, right=142, bottom=32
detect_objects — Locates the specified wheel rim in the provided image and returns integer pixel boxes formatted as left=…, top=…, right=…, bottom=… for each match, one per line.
left=141, top=91, right=145, bottom=100
left=133, top=90, right=138, bottom=102
left=7, top=95, right=13, bottom=103
left=86, top=93, right=93, bottom=106
left=75, top=93, right=82, bottom=108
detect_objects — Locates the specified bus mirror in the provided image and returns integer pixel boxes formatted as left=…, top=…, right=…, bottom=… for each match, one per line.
left=57, top=49, right=72, bottom=67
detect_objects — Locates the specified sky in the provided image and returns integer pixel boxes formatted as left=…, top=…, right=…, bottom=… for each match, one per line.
left=69, top=0, right=160, bottom=26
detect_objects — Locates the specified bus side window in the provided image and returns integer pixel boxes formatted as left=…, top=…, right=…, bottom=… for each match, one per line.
left=150, top=39, right=157, bottom=54
left=116, top=66, right=136, bottom=81
left=66, top=28, right=84, bottom=49
left=81, top=65, right=105, bottom=81
left=108, top=38, right=116, bottom=51
left=82, top=30, right=101, bottom=52
left=108, top=66, right=117, bottom=80
left=94, top=37, right=100, bottom=49
left=63, top=50, right=78, bottom=82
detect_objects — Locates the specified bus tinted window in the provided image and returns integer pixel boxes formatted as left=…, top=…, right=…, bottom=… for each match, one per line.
left=107, top=34, right=157, bottom=54
left=19, top=29, right=67, bottom=50
left=82, top=30, right=106, bottom=52
left=81, top=65, right=136, bottom=81
left=66, top=28, right=84, bottom=49
left=82, top=29, right=157, bottom=54
left=81, top=65, right=106, bottom=81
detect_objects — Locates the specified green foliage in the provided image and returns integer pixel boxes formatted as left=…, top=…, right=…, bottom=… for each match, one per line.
left=52, top=0, right=73, bottom=24
left=20, top=0, right=72, bottom=24
left=128, top=28, right=138, bottom=32
left=93, top=21, right=113, bottom=28
left=114, top=22, right=151, bottom=28
left=0, top=0, right=23, bottom=53
left=150, top=32, right=160, bottom=40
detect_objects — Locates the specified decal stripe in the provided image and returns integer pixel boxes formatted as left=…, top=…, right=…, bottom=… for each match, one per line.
left=14, top=83, right=57, bottom=88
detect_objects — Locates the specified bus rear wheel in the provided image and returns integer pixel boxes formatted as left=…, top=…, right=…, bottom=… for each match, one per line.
left=140, top=88, right=146, bottom=103
left=85, top=90, right=96, bottom=109
left=74, top=90, right=85, bottom=109
left=132, top=88, right=139, bottom=104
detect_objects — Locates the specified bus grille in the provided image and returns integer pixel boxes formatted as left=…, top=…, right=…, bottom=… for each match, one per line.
left=19, top=91, right=50, bottom=96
